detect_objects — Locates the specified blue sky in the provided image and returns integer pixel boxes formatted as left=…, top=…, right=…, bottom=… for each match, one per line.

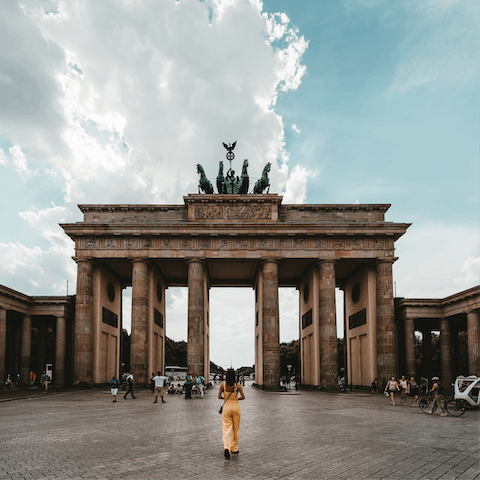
left=0, top=0, right=478, bottom=368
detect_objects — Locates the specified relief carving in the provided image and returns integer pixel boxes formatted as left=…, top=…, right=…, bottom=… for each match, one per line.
left=218, top=238, right=228, bottom=249
left=200, top=238, right=210, bottom=248
left=105, top=239, right=116, bottom=248
left=352, top=238, right=362, bottom=249
left=276, top=238, right=285, bottom=248
left=295, top=238, right=305, bottom=248
left=237, top=238, right=248, bottom=248
left=333, top=238, right=344, bottom=248
left=195, top=204, right=271, bottom=220
left=257, top=238, right=268, bottom=248
left=86, top=238, right=97, bottom=248
left=182, top=238, right=191, bottom=248
left=143, top=239, right=152, bottom=247
left=315, top=238, right=326, bottom=248
left=124, top=238, right=135, bottom=248
left=373, top=238, right=383, bottom=249
left=162, top=238, right=171, bottom=247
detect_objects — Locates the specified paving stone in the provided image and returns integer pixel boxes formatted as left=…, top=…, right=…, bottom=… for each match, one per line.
left=0, top=386, right=479, bottom=479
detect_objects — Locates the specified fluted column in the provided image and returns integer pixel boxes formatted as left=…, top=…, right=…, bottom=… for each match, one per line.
left=131, top=259, right=149, bottom=384
left=318, top=260, right=338, bottom=389
left=54, top=316, right=66, bottom=385
left=0, top=308, right=6, bottom=383
left=37, top=324, right=47, bottom=380
left=20, top=315, right=32, bottom=385
left=440, top=318, right=452, bottom=386
left=74, top=259, right=94, bottom=384
left=187, top=260, right=205, bottom=377
left=467, top=310, right=479, bottom=376
left=376, top=259, right=396, bottom=379
left=404, top=317, right=416, bottom=378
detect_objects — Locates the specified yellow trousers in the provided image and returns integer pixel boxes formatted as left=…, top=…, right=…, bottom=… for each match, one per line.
left=222, top=401, right=241, bottom=452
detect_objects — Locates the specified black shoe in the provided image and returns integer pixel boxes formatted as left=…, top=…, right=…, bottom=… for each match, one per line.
left=133, top=397, right=137, bottom=399
left=224, top=449, right=230, bottom=459
left=162, top=400, right=166, bottom=403
left=232, top=450, right=239, bottom=454
left=154, top=400, right=157, bottom=403
left=123, top=397, right=127, bottom=399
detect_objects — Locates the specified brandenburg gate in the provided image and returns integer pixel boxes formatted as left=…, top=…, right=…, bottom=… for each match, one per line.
left=61, top=192, right=410, bottom=389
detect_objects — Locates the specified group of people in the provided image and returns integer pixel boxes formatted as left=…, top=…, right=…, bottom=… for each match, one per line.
left=4, top=371, right=51, bottom=393
left=184, top=372, right=206, bottom=398
left=380, top=375, right=447, bottom=416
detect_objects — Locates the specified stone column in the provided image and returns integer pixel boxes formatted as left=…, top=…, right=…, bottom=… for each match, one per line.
left=404, top=317, right=416, bottom=378
left=54, top=316, right=66, bottom=385
left=74, top=259, right=94, bottom=385
left=262, top=260, right=280, bottom=389
left=422, top=329, right=433, bottom=379
left=37, top=324, right=47, bottom=380
left=467, top=310, right=480, bottom=376
left=0, top=308, right=6, bottom=383
left=376, top=259, right=396, bottom=380
left=20, top=315, right=32, bottom=385
left=318, top=260, right=338, bottom=389
left=131, top=259, right=149, bottom=385
left=187, top=260, right=206, bottom=377
left=440, top=318, right=452, bottom=386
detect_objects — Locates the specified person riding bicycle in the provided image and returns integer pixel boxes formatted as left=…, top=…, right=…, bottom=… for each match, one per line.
left=427, top=376, right=447, bottom=417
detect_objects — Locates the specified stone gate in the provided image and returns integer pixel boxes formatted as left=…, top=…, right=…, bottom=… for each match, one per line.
left=61, top=194, right=410, bottom=388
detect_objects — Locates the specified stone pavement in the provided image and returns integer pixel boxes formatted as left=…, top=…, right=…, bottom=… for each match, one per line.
left=0, top=384, right=479, bottom=480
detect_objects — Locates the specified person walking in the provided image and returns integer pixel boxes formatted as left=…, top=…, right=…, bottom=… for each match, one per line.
left=408, top=376, right=419, bottom=407
left=427, top=377, right=447, bottom=417
left=41, top=371, right=50, bottom=393
left=371, top=378, right=379, bottom=394
left=123, top=373, right=136, bottom=399
left=218, top=368, right=245, bottom=459
left=184, top=372, right=193, bottom=399
left=385, top=376, right=399, bottom=405
left=419, top=376, right=429, bottom=395
left=153, top=371, right=168, bottom=403
left=195, top=373, right=205, bottom=398
left=399, top=375, right=408, bottom=405
left=109, top=374, right=120, bottom=402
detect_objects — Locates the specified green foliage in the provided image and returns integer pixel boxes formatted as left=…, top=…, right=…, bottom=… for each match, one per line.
left=165, top=337, right=187, bottom=366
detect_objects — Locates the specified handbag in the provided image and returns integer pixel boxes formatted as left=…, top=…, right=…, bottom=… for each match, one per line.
left=219, top=383, right=235, bottom=414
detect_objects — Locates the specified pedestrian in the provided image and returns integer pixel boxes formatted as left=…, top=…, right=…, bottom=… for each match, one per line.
left=384, top=376, right=399, bottom=405
left=184, top=371, right=193, bottom=399
left=371, top=378, right=379, bottom=394
left=218, top=368, right=245, bottom=459
left=195, top=372, right=205, bottom=398
left=153, top=371, right=168, bottom=403
left=419, top=376, right=429, bottom=395
left=109, top=374, right=120, bottom=402
left=5, top=373, right=14, bottom=390
left=399, top=375, right=408, bottom=405
left=123, top=372, right=136, bottom=399
left=41, top=371, right=50, bottom=393
left=408, top=376, right=419, bottom=407
left=150, top=373, right=156, bottom=393
left=16, top=372, right=21, bottom=386
left=427, top=377, right=447, bottom=417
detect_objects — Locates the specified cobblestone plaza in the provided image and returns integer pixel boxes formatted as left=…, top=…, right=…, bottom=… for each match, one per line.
left=1, top=385, right=479, bottom=480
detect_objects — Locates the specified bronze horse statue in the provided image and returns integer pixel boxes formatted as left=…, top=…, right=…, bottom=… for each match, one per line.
left=216, top=161, right=226, bottom=194
left=253, top=162, right=271, bottom=194
left=197, top=164, right=214, bottom=194
left=239, top=159, right=249, bottom=194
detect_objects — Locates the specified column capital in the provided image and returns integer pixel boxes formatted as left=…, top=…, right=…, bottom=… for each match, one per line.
left=73, top=257, right=95, bottom=265
left=317, top=259, right=337, bottom=267
left=186, top=258, right=206, bottom=266
left=131, top=258, right=149, bottom=265
left=375, top=257, right=397, bottom=266
left=260, top=258, right=281, bottom=266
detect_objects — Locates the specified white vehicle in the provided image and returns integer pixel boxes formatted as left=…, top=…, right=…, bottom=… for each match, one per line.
left=454, top=375, right=480, bottom=407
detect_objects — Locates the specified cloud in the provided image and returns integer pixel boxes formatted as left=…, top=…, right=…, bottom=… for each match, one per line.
left=393, top=222, right=479, bottom=298
left=291, top=124, right=301, bottom=134
left=0, top=0, right=310, bottom=296
left=454, top=256, right=480, bottom=289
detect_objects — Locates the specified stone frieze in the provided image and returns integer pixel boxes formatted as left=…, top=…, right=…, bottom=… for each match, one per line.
left=79, top=236, right=393, bottom=251
left=194, top=204, right=271, bottom=221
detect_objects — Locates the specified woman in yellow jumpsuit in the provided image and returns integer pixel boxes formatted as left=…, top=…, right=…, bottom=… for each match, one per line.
left=218, top=369, right=245, bottom=459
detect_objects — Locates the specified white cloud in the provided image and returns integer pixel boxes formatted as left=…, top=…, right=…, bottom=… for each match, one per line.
left=291, top=124, right=301, bottom=134
left=454, top=256, right=480, bottom=289
left=0, top=0, right=310, bottom=296
left=0, top=149, right=7, bottom=166
left=393, top=223, right=479, bottom=298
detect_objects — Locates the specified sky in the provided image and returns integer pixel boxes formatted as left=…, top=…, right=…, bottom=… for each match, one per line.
left=0, top=0, right=478, bottom=369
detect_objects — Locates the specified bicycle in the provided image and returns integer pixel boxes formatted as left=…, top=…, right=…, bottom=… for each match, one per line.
left=419, top=393, right=436, bottom=414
